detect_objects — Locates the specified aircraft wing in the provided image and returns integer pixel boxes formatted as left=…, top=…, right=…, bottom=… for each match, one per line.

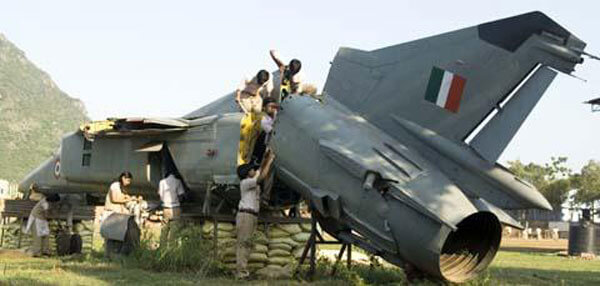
left=80, top=117, right=190, bottom=138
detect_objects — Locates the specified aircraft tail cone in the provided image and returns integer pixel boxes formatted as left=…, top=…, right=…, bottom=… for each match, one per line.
left=438, top=212, right=501, bottom=283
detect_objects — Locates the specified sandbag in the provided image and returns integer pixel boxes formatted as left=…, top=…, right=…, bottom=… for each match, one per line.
left=269, top=243, right=293, bottom=252
left=249, top=252, right=268, bottom=263
left=216, top=230, right=235, bottom=238
left=268, top=249, right=291, bottom=258
left=293, top=247, right=307, bottom=259
left=223, top=260, right=265, bottom=271
left=268, top=256, right=293, bottom=266
left=221, top=248, right=236, bottom=258
left=270, top=237, right=298, bottom=247
left=222, top=251, right=267, bottom=263
left=254, top=231, right=268, bottom=245
left=217, top=238, right=236, bottom=247
left=202, top=223, right=214, bottom=235
left=217, top=223, right=234, bottom=232
left=292, top=232, right=310, bottom=243
left=248, top=262, right=265, bottom=270
left=268, top=228, right=290, bottom=239
left=277, top=224, right=302, bottom=235
left=300, top=223, right=312, bottom=232
left=253, top=243, right=268, bottom=253
left=255, top=264, right=293, bottom=279
left=225, top=262, right=264, bottom=271
left=223, top=263, right=236, bottom=270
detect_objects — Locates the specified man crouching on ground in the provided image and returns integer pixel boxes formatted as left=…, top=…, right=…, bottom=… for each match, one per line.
left=236, top=149, right=275, bottom=279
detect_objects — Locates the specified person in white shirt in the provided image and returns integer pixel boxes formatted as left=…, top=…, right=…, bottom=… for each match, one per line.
left=158, top=173, right=185, bottom=220
left=235, top=149, right=275, bottom=279
left=26, top=194, right=60, bottom=257
left=158, top=172, right=186, bottom=245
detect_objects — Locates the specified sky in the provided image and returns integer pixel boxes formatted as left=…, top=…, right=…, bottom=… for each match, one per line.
left=0, top=1, right=598, bottom=171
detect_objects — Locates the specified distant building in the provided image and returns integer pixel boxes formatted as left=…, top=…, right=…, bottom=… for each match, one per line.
left=505, top=189, right=600, bottom=222
left=560, top=189, right=600, bottom=223
left=0, top=179, right=9, bottom=197
left=0, top=179, right=17, bottom=199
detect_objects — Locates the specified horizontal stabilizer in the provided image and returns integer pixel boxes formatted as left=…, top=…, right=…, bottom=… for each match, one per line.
left=393, top=115, right=552, bottom=211
left=470, top=198, right=524, bottom=229
left=469, top=66, right=557, bottom=162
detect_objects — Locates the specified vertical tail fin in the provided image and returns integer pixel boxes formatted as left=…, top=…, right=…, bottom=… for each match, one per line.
left=323, top=11, right=587, bottom=162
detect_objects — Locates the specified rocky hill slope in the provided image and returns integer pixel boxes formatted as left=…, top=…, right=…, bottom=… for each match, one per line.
left=0, top=33, right=88, bottom=182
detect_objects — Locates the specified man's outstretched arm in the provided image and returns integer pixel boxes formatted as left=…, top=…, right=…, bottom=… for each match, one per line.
left=269, top=50, right=285, bottom=70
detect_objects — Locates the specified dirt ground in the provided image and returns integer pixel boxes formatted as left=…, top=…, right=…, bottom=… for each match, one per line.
left=500, top=238, right=568, bottom=253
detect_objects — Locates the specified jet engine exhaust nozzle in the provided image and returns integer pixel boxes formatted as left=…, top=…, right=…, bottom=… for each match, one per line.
left=439, top=212, right=502, bottom=283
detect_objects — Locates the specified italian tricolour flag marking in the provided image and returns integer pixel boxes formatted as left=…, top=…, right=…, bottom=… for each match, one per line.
left=424, top=67, right=466, bottom=113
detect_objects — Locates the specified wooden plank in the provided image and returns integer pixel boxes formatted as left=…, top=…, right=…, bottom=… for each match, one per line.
left=1, top=199, right=99, bottom=220
left=180, top=213, right=311, bottom=224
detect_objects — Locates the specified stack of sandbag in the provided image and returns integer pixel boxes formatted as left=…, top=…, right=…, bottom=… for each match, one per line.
left=0, top=216, right=94, bottom=254
left=0, top=219, right=32, bottom=249
left=201, top=221, right=313, bottom=278
left=201, top=221, right=270, bottom=272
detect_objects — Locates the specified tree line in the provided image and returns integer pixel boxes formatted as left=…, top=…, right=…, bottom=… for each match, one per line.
left=508, top=157, right=600, bottom=210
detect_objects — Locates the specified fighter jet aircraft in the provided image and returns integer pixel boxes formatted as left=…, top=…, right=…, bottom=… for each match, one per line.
left=18, top=11, right=596, bottom=282
left=584, top=97, right=600, bottom=112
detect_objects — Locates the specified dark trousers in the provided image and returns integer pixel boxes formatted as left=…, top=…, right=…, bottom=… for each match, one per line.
left=251, top=131, right=268, bottom=164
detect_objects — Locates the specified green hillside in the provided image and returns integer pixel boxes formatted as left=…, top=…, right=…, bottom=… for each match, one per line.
left=0, top=33, right=88, bottom=182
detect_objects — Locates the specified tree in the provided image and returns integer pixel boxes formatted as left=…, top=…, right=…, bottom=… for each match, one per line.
left=507, top=157, right=572, bottom=208
left=571, top=160, right=600, bottom=207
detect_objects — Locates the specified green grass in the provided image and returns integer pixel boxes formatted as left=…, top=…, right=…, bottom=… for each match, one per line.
left=0, top=251, right=348, bottom=286
left=476, top=251, right=600, bottom=285
left=1, top=250, right=600, bottom=285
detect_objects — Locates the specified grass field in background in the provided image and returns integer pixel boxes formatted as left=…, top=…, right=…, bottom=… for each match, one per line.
left=1, top=248, right=600, bottom=285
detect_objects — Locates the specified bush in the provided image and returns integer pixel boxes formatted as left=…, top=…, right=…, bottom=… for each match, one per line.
left=303, top=256, right=406, bottom=285
left=127, top=223, right=226, bottom=277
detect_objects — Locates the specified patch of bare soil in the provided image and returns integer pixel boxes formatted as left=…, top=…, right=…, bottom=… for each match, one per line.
left=500, top=238, right=568, bottom=253
left=0, top=249, right=30, bottom=259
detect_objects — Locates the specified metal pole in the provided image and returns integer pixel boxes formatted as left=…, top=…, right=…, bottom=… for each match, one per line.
left=0, top=216, right=6, bottom=247
left=202, top=184, right=213, bottom=215
left=331, top=243, right=347, bottom=275
left=347, top=244, right=352, bottom=269
left=90, top=219, right=95, bottom=252
left=294, top=227, right=315, bottom=277
left=309, top=215, right=317, bottom=277
left=212, top=218, right=218, bottom=259
left=17, top=217, right=24, bottom=248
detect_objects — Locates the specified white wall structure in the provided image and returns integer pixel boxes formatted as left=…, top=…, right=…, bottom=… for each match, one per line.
left=560, top=189, right=600, bottom=223
left=0, top=179, right=18, bottom=199
left=0, top=179, right=9, bottom=197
